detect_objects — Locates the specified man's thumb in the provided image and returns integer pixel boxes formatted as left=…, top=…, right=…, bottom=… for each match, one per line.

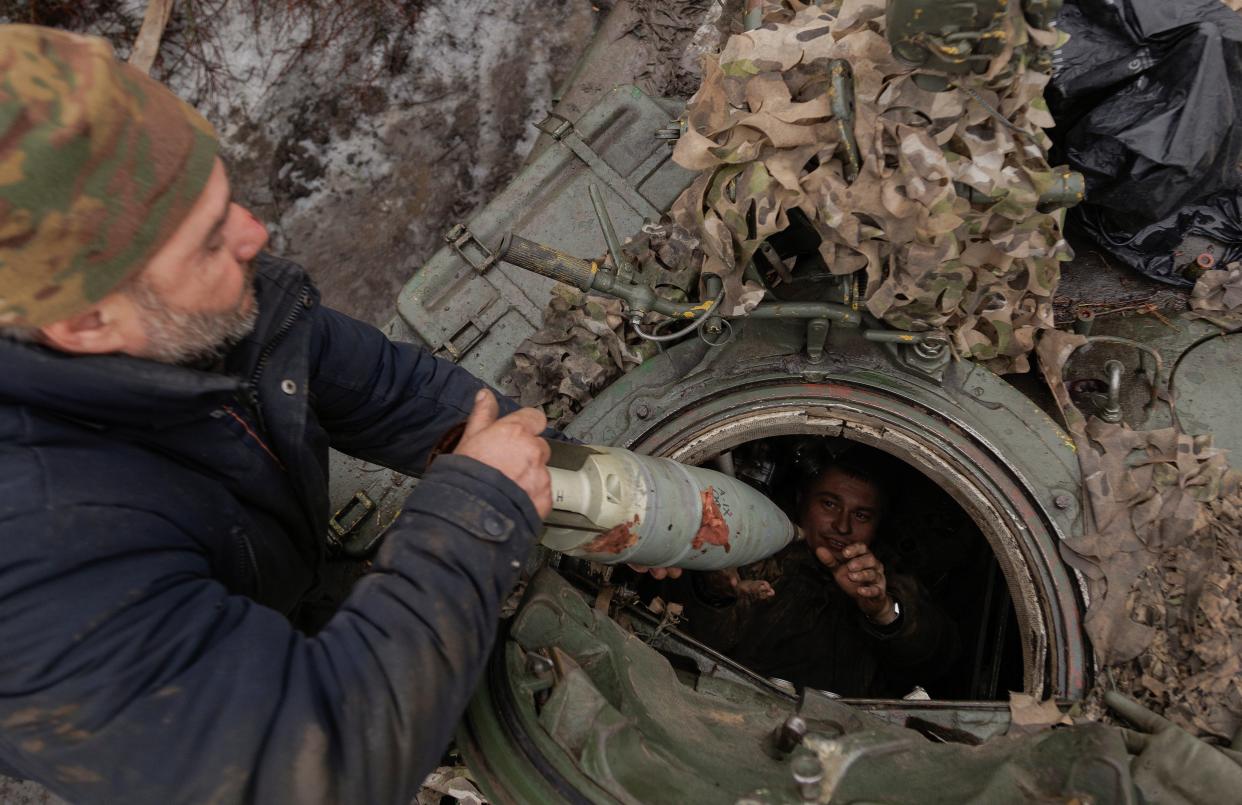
left=463, top=389, right=499, bottom=438
left=814, top=545, right=837, bottom=568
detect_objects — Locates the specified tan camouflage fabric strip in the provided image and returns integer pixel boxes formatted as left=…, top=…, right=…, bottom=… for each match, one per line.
left=1190, top=262, right=1242, bottom=329
left=0, top=25, right=217, bottom=327
left=1037, top=329, right=1242, bottom=741
left=670, top=0, right=1073, bottom=373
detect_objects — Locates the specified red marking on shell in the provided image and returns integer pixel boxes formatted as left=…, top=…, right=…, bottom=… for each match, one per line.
left=692, top=487, right=731, bottom=552
left=584, top=515, right=640, bottom=554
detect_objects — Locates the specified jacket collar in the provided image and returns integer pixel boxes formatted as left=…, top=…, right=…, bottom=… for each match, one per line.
left=0, top=254, right=311, bottom=431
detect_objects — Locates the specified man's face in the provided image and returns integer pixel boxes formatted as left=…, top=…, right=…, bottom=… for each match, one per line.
left=120, top=158, right=270, bottom=364
left=798, top=467, right=882, bottom=565
left=42, top=157, right=271, bottom=365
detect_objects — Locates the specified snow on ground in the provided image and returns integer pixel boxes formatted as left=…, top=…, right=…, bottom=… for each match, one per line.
left=17, top=0, right=600, bottom=325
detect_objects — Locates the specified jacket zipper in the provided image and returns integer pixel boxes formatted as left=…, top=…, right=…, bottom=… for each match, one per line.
left=232, top=525, right=261, bottom=596
left=240, top=286, right=312, bottom=434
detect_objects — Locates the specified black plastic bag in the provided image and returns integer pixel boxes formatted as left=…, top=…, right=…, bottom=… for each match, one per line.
left=1076, top=189, right=1242, bottom=285
left=1048, top=0, right=1242, bottom=284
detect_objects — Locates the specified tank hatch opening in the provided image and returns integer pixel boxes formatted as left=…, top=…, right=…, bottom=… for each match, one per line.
left=623, top=437, right=1025, bottom=703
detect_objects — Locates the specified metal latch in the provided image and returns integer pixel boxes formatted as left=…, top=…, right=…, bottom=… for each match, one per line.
left=535, top=113, right=575, bottom=141
left=432, top=297, right=508, bottom=362
left=328, top=490, right=376, bottom=544
left=444, top=223, right=499, bottom=274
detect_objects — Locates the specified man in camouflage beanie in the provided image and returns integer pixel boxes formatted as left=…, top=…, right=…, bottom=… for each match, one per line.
left=0, top=24, right=217, bottom=328
left=0, top=25, right=555, bottom=804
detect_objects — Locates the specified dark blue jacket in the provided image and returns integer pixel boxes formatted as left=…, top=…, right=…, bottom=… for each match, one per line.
left=0, top=255, right=539, bottom=803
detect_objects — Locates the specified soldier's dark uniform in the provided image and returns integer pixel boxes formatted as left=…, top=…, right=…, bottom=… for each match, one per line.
left=675, top=541, right=959, bottom=698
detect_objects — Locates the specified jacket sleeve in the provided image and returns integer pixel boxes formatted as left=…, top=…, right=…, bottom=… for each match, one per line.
left=305, top=303, right=544, bottom=473
left=0, top=455, right=537, bottom=805
left=858, top=573, right=960, bottom=687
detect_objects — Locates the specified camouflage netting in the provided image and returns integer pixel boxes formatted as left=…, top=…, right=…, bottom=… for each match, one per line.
left=1038, top=329, right=1242, bottom=741
left=507, top=287, right=654, bottom=429
left=669, top=0, right=1073, bottom=373
left=506, top=223, right=702, bottom=427
left=511, top=0, right=1076, bottom=415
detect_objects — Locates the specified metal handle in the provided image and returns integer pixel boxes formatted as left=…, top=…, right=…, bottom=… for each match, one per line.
left=497, top=233, right=599, bottom=292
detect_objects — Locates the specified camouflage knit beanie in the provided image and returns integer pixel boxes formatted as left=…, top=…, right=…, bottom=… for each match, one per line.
left=0, top=24, right=219, bottom=327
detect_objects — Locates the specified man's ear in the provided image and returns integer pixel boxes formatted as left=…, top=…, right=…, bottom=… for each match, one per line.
left=39, top=302, right=130, bottom=356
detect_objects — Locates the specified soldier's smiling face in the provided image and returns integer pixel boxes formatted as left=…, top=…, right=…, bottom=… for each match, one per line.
left=798, top=467, right=883, bottom=564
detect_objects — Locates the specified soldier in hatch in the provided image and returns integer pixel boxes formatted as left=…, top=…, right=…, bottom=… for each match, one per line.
left=673, top=453, right=959, bottom=698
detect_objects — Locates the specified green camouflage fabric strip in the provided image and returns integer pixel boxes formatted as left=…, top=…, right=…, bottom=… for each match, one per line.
left=670, top=0, right=1074, bottom=373
left=1037, top=329, right=1242, bottom=741
left=0, top=24, right=218, bottom=327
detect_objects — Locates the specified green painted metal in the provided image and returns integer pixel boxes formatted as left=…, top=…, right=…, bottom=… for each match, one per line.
left=561, top=320, right=1088, bottom=699
left=1078, top=312, right=1242, bottom=458
left=460, top=569, right=908, bottom=805
left=458, top=318, right=1095, bottom=802
left=396, top=86, right=695, bottom=388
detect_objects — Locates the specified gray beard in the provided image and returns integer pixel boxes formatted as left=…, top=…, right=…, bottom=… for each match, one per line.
left=127, top=267, right=260, bottom=367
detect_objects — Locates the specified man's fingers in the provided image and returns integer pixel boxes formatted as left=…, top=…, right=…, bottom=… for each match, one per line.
left=626, top=564, right=682, bottom=580
left=462, top=389, right=499, bottom=438
left=849, top=569, right=878, bottom=583
left=857, top=585, right=882, bottom=598
left=843, top=543, right=869, bottom=559
left=501, top=406, right=549, bottom=436
left=1104, top=691, right=1172, bottom=734
left=847, top=555, right=879, bottom=572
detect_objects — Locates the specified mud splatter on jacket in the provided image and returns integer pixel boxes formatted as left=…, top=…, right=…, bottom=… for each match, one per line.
left=0, top=255, right=537, bottom=803
left=674, top=542, right=959, bottom=698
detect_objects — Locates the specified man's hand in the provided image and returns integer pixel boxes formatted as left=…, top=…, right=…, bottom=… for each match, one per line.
left=814, top=542, right=896, bottom=624
left=695, top=568, right=776, bottom=602
left=453, top=390, right=552, bottom=518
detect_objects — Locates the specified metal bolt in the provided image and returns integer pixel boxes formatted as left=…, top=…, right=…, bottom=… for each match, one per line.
left=1054, top=494, right=1072, bottom=510
left=912, top=338, right=947, bottom=360
left=772, top=715, right=808, bottom=754
left=525, top=652, right=554, bottom=677
left=1073, top=308, right=1095, bottom=336
left=280, top=379, right=298, bottom=395
left=635, top=403, right=651, bottom=420
left=790, top=753, right=824, bottom=801
left=1099, top=360, right=1125, bottom=424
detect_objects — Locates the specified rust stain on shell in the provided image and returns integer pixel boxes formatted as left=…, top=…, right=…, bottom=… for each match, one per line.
left=692, top=487, right=731, bottom=552
left=584, top=514, right=640, bottom=554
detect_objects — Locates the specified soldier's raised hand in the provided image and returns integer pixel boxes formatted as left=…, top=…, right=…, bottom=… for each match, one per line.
left=453, top=390, right=553, bottom=517
left=815, top=542, right=895, bottom=624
